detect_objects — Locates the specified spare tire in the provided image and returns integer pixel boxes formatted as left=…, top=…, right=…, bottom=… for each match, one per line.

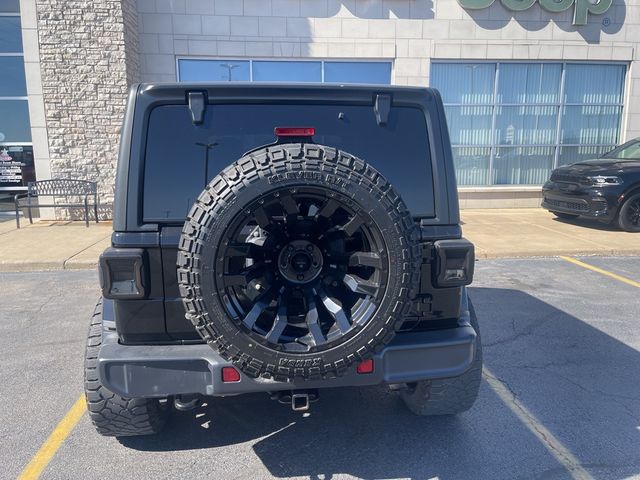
left=178, top=143, right=420, bottom=381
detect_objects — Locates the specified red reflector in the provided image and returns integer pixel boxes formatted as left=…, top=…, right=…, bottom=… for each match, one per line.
left=221, top=366, right=241, bottom=383
left=274, top=127, right=315, bottom=137
left=356, top=359, right=374, bottom=374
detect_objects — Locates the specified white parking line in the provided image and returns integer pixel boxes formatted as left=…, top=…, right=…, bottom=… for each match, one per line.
left=484, top=367, right=594, bottom=480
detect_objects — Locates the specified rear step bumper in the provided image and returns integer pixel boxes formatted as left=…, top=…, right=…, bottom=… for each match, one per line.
left=97, top=327, right=477, bottom=398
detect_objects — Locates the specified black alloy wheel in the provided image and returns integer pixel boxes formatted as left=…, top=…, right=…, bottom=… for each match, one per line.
left=618, top=193, right=640, bottom=232
left=216, top=186, right=389, bottom=353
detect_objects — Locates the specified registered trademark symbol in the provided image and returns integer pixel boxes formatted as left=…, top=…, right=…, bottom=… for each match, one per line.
left=602, top=17, right=611, bottom=26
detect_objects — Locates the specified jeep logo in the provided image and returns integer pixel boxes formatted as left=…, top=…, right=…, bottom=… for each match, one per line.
left=457, top=0, right=612, bottom=25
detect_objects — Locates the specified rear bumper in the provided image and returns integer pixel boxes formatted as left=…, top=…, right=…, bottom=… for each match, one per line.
left=97, top=326, right=477, bottom=398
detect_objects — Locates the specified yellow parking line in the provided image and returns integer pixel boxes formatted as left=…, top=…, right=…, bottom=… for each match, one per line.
left=559, top=256, right=640, bottom=289
left=17, top=395, right=86, bottom=480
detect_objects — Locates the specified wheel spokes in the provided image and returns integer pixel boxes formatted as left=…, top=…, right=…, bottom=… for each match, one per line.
left=343, top=273, right=380, bottom=296
left=340, top=214, right=364, bottom=237
left=315, top=198, right=340, bottom=221
left=219, top=187, right=388, bottom=352
left=318, top=287, right=351, bottom=333
left=279, top=195, right=299, bottom=216
left=242, top=292, right=274, bottom=329
left=304, top=290, right=326, bottom=346
left=225, top=242, right=265, bottom=259
left=223, top=265, right=265, bottom=287
left=253, top=207, right=271, bottom=229
left=266, top=297, right=288, bottom=343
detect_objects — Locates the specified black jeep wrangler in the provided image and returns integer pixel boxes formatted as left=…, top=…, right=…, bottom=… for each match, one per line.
left=85, top=83, right=481, bottom=436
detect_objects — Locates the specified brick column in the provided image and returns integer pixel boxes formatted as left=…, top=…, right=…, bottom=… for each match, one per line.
left=35, top=0, right=140, bottom=218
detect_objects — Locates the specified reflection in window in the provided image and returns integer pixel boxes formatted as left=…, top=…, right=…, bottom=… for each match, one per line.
left=560, top=105, right=622, bottom=145
left=430, top=63, right=495, bottom=104
left=444, top=106, right=493, bottom=146
left=178, top=59, right=250, bottom=82
left=432, top=62, right=626, bottom=186
left=177, top=58, right=392, bottom=85
left=324, top=61, right=391, bottom=84
left=564, top=64, right=625, bottom=105
left=0, top=101, right=31, bottom=142
left=253, top=61, right=321, bottom=82
left=452, top=146, right=491, bottom=186
left=0, top=16, right=22, bottom=52
left=493, top=146, right=555, bottom=185
left=498, top=63, right=561, bottom=104
left=557, top=145, right=612, bottom=166
left=0, top=56, right=27, bottom=96
left=0, top=0, right=20, bottom=12
left=495, top=105, right=558, bottom=145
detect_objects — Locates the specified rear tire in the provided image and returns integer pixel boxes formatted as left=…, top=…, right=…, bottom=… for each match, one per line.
left=551, top=211, right=579, bottom=220
left=84, top=301, right=169, bottom=437
left=617, top=193, right=640, bottom=232
left=400, top=301, right=482, bottom=416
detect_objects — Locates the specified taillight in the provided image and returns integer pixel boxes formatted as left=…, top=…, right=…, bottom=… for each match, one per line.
left=98, top=248, right=147, bottom=299
left=274, top=127, right=315, bottom=138
left=221, top=366, right=241, bottom=383
left=356, top=359, right=374, bottom=374
left=433, top=239, right=475, bottom=287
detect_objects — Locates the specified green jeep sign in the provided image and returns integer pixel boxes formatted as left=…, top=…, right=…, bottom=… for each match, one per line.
left=457, top=0, right=613, bottom=25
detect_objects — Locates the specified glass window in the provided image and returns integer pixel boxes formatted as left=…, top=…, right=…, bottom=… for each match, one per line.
left=0, top=56, right=27, bottom=96
left=564, top=64, right=625, bottom=105
left=493, top=146, right=555, bottom=185
left=0, top=0, right=19, bottom=12
left=452, top=147, right=491, bottom=186
left=557, top=145, right=613, bottom=166
left=604, top=140, right=640, bottom=160
left=495, top=105, right=558, bottom=145
left=444, top=105, right=494, bottom=145
left=143, top=103, right=434, bottom=221
left=0, top=16, right=22, bottom=53
left=324, top=61, right=391, bottom=84
left=178, top=59, right=250, bottom=82
left=253, top=61, right=321, bottom=82
left=497, top=63, right=561, bottom=104
left=431, top=63, right=495, bottom=104
left=177, top=59, right=392, bottom=85
left=432, top=62, right=626, bottom=185
left=560, top=105, right=621, bottom=145
left=0, top=100, right=31, bottom=142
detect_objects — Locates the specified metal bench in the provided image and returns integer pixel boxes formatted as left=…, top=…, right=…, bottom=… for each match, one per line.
left=14, top=179, right=99, bottom=228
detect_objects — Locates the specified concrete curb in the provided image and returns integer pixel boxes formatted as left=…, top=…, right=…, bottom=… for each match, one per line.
left=0, top=259, right=100, bottom=272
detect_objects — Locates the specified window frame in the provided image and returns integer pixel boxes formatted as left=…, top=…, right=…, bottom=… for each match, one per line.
left=176, top=57, right=394, bottom=85
left=431, top=60, right=628, bottom=185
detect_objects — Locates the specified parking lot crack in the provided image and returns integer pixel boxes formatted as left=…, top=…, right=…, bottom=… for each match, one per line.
left=499, top=365, right=640, bottom=423
left=484, top=314, right=555, bottom=348
left=484, top=368, right=595, bottom=480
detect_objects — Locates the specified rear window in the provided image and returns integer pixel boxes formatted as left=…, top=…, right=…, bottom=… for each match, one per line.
left=143, top=103, right=435, bottom=222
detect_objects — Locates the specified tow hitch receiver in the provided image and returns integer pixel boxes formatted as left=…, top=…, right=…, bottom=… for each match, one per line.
left=270, top=389, right=319, bottom=412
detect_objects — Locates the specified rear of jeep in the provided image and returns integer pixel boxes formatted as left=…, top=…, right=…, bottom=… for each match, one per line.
left=85, top=83, right=480, bottom=437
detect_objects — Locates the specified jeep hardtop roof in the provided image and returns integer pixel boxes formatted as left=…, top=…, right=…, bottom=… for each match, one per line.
left=113, top=82, right=459, bottom=235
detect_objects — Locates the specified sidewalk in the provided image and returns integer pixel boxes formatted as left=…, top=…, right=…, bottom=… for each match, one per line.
left=462, top=208, right=640, bottom=258
left=0, top=219, right=111, bottom=272
left=0, top=209, right=639, bottom=272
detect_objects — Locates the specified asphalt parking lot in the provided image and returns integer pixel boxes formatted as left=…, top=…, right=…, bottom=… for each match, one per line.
left=2, top=256, right=640, bottom=480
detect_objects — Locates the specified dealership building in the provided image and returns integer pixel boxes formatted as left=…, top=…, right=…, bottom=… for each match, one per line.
left=1, top=0, right=639, bottom=214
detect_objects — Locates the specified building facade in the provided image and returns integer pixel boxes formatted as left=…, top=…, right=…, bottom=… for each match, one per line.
left=3, top=0, right=639, bottom=213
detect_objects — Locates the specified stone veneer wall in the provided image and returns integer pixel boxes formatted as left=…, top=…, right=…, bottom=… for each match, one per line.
left=35, top=0, right=140, bottom=217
